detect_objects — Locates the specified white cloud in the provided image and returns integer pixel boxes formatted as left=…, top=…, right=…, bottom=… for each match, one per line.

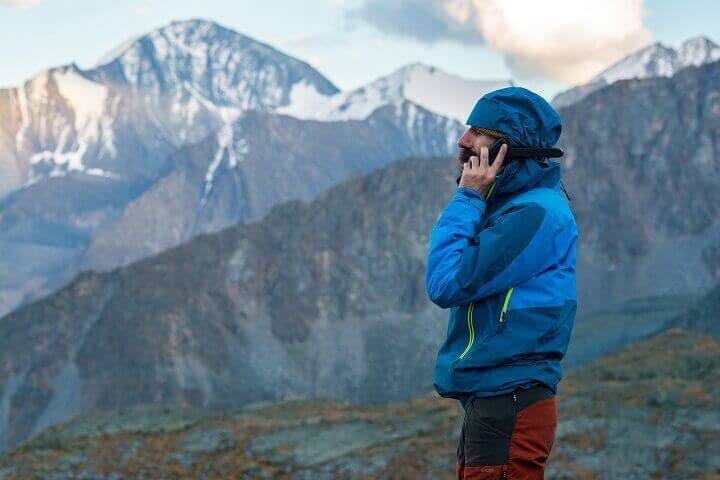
left=353, top=0, right=652, bottom=85
left=0, top=0, right=42, bottom=5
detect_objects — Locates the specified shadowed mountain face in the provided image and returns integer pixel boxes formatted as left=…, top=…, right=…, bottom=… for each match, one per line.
left=79, top=103, right=460, bottom=271
left=0, top=153, right=458, bottom=449
left=557, top=59, right=720, bottom=312
left=2, top=329, right=716, bottom=479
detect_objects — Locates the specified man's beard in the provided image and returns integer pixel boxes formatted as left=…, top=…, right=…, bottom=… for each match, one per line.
left=458, top=147, right=475, bottom=164
left=457, top=147, right=475, bottom=179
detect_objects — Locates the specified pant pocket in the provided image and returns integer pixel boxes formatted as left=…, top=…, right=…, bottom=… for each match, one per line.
left=508, top=397, right=557, bottom=477
left=459, top=464, right=509, bottom=479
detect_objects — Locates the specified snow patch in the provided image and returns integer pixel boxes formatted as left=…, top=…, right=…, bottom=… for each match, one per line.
left=54, top=70, right=108, bottom=139
left=30, top=144, right=87, bottom=173
left=276, top=81, right=333, bottom=118
left=279, top=63, right=510, bottom=123
left=199, top=124, right=249, bottom=208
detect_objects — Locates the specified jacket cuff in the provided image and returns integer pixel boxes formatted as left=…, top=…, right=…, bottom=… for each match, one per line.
left=454, top=187, right=487, bottom=213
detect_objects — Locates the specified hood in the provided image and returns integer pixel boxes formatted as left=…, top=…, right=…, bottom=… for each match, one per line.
left=492, top=157, right=563, bottom=200
left=465, top=86, right=566, bottom=201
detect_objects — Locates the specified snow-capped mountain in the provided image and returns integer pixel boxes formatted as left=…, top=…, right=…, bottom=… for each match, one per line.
left=593, top=36, right=720, bottom=84
left=0, top=19, right=466, bottom=317
left=553, top=36, right=720, bottom=107
left=279, top=62, right=512, bottom=123
left=0, top=19, right=342, bottom=195
left=89, top=19, right=339, bottom=143
left=93, top=18, right=340, bottom=105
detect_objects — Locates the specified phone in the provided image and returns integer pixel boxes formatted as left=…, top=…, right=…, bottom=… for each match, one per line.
left=487, top=137, right=508, bottom=166
left=455, top=137, right=508, bottom=185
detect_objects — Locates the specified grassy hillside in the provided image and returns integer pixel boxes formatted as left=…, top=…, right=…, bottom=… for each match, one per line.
left=1, top=328, right=717, bottom=479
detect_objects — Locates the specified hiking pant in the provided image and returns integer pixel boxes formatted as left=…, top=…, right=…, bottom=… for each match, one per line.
left=456, top=384, right=557, bottom=479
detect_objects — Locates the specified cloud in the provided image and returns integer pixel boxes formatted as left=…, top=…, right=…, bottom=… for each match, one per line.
left=0, top=0, right=42, bottom=5
left=351, top=0, right=652, bottom=85
left=353, top=0, right=482, bottom=45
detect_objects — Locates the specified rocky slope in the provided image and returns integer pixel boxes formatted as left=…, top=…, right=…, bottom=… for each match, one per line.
left=1, top=329, right=716, bottom=479
left=0, top=153, right=456, bottom=450
left=79, top=103, right=459, bottom=271
left=557, top=58, right=720, bottom=312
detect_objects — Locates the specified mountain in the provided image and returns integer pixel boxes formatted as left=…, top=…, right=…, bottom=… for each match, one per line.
left=88, top=18, right=340, bottom=142
left=1, top=57, right=720, bottom=449
left=2, top=329, right=717, bottom=479
left=553, top=35, right=720, bottom=107
left=278, top=62, right=512, bottom=123
left=556, top=59, right=720, bottom=312
left=0, top=19, right=462, bottom=317
left=1, top=19, right=340, bottom=193
left=0, top=152, right=456, bottom=450
left=80, top=104, right=460, bottom=270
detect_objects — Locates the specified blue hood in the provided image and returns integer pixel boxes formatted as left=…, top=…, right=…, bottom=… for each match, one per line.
left=466, top=86, right=564, bottom=200
left=466, top=86, right=561, bottom=148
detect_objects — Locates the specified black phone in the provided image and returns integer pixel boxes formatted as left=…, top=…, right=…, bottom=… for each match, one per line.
left=487, top=137, right=508, bottom=166
left=455, top=137, right=508, bottom=185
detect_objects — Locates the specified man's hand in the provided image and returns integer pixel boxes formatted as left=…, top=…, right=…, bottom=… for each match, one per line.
left=459, top=144, right=507, bottom=199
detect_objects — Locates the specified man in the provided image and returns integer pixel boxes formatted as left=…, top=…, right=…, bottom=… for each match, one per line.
left=425, top=86, right=578, bottom=479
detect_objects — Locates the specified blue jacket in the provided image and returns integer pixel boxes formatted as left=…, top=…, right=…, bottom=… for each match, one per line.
left=425, top=87, right=578, bottom=406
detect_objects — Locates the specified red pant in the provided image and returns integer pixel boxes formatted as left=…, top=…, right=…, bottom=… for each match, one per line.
left=456, top=384, right=557, bottom=479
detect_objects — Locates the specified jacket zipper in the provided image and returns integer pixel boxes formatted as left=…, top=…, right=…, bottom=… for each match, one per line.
left=457, top=287, right=514, bottom=361
left=457, top=302, right=475, bottom=360
left=497, top=287, right=514, bottom=331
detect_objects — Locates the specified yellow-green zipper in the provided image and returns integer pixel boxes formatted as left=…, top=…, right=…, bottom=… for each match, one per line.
left=458, top=302, right=475, bottom=360
left=485, top=181, right=497, bottom=201
left=457, top=288, right=514, bottom=361
left=499, top=287, right=514, bottom=325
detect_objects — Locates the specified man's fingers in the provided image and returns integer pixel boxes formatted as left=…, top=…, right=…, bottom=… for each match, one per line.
left=491, top=144, right=508, bottom=173
left=469, top=155, right=479, bottom=170
left=479, top=146, right=489, bottom=169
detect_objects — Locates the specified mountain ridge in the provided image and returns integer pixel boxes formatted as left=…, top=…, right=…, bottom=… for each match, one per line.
left=553, top=35, right=720, bottom=107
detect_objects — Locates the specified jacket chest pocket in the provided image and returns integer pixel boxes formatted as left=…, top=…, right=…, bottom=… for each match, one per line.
left=494, top=287, right=515, bottom=333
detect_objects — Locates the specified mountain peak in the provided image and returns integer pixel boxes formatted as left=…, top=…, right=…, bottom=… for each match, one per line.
left=591, top=35, right=719, bottom=85
left=554, top=34, right=720, bottom=108
left=90, top=18, right=338, bottom=111
left=95, top=18, right=259, bottom=69
left=679, top=35, right=717, bottom=48
left=279, top=61, right=510, bottom=122
left=677, top=35, right=720, bottom=67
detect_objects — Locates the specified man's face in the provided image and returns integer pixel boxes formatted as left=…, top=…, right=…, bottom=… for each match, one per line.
left=456, top=127, right=505, bottom=174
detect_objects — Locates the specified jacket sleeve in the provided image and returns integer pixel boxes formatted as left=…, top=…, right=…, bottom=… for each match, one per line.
left=425, top=187, right=558, bottom=309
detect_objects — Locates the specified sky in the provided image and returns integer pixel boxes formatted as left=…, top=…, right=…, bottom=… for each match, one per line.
left=0, top=0, right=718, bottom=100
